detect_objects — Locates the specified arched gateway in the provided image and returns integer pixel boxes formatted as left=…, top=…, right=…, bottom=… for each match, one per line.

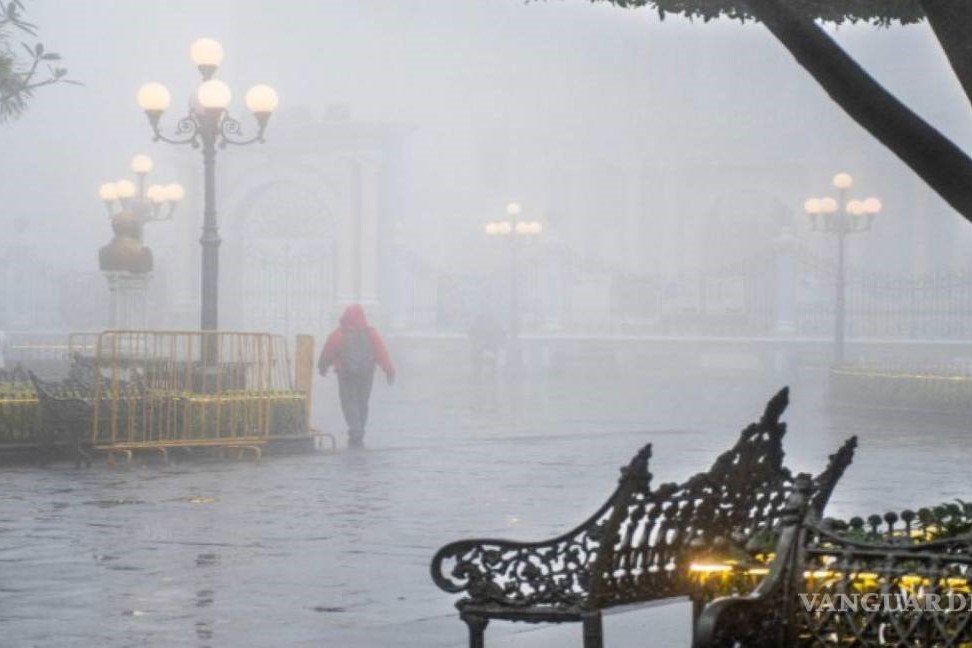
left=235, top=181, right=337, bottom=342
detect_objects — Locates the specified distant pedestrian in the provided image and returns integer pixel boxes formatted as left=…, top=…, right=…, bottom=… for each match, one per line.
left=318, top=304, right=395, bottom=448
left=468, top=312, right=505, bottom=377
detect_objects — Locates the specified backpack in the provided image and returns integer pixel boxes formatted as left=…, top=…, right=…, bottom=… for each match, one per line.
left=341, top=328, right=375, bottom=375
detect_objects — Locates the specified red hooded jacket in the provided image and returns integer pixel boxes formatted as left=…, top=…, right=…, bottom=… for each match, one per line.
left=318, top=304, right=395, bottom=378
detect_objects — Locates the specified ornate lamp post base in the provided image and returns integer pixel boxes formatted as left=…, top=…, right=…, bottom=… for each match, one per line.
left=104, top=271, right=152, bottom=330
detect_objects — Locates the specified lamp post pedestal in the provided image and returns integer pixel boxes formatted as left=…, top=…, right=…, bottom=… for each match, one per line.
left=104, top=271, right=152, bottom=330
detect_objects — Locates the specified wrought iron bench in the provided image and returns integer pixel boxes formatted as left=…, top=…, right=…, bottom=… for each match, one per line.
left=694, top=476, right=972, bottom=647
left=822, top=500, right=972, bottom=545
left=430, top=388, right=858, bottom=648
left=28, top=371, right=96, bottom=467
left=27, top=355, right=146, bottom=466
left=0, top=365, right=41, bottom=449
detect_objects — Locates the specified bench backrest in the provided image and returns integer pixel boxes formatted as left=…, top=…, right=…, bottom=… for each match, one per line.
left=698, top=476, right=972, bottom=647
left=430, top=388, right=856, bottom=612
left=0, top=365, right=32, bottom=389
left=28, top=371, right=93, bottom=415
left=584, top=422, right=784, bottom=605
left=588, top=389, right=857, bottom=608
left=792, top=527, right=972, bottom=645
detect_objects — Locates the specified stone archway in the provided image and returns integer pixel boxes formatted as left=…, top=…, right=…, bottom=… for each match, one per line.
left=700, top=190, right=792, bottom=270
left=236, top=182, right=337, bottom=341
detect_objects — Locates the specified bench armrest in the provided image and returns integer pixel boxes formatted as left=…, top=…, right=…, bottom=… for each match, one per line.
left=694, top=473, right=813, bottom=647
left=430, top=532, right=603, bottom=607
left=431, top=443, right=654, bottom=608
left=693, top=526, right=798, bottom=648
left=694, top=594, right=785, bottom=648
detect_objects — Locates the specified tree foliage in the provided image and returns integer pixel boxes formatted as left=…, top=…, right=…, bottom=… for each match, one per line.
left=594, top=0, right=924, bottom=26
left=588, top=0, right=972, bottom=225
left=0, top=0, right=78, bottom=124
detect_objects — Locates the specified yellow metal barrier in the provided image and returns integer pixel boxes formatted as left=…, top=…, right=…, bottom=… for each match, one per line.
left=0, top=368, right=40, bottom=445
left=91, top=331, right=308, bottom=452
left=67, top=332, right=100, bottom=358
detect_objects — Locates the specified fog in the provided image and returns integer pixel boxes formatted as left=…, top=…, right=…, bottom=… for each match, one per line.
left=3, top=2, right=972, bottom=645
left=3, top=1, right=972, bottom=333
left=5, top=0, right=972, bottom=509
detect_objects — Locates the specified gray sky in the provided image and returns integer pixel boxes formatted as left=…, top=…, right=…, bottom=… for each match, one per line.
left=2, top=0, right=970, bottom=276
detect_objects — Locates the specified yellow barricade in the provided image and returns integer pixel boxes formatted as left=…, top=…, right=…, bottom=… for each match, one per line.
left=91, top=331, right=308, bottom=451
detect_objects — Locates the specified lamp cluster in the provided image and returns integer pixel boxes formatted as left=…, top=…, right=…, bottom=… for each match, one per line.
left=484, top=221, right=543, bottom=235
left=804, top=173, right=882, bottom=234
left=135, top=38, right=278, bottom=333
left=98, top=154, right=183, bottom=222
left=484, top=202, right=543, bottom=236
left=136, top=38, right=278, bottom=146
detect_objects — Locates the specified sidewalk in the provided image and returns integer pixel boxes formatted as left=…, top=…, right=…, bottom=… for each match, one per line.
left=1, top=368, right=969, bottom=646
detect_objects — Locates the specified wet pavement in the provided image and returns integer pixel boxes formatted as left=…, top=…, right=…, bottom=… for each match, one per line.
left=1, top=364, right=969, bottom=647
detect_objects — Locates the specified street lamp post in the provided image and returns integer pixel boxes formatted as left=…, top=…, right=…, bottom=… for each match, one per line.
left=136, top=38, right=278, bottom=334
left=97, top=155, right=183, bottom=329
left=804, top=173, right=882, bottom=364
left=98, top=153, right=184, bottom=240
left=484, top=202, right=543, bottom=369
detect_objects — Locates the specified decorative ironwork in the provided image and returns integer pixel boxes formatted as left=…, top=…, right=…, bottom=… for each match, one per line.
left=0, top=365, right=39, bottom=445
left=148, top=107, right=266, bottom=149
left=696, top=477, right=972, bottom=647
left=430, top=388, right=857, bottom=648
left=403, top=227, right=972, bottom=339
left=822, top=499, right=972, bottom=544
left=27, top=370, right=94, bottom=467
left=433, top=443, right=652, bottom=610
left=242, top=242, right=334, bottom=342
left=693, top=475, right=813, bottom=647
left=174, top=116, right=198, bottom=143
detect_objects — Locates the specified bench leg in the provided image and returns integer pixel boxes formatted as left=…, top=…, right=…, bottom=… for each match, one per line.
left=582, top=611, right=603, bottom=648
left=75, top=447, right=93, bottom=469
left=691, top=595, right=704, bottom=645
left=460, top=612, right=488, bottom=648
left=107, top=449, right=133, bottom=466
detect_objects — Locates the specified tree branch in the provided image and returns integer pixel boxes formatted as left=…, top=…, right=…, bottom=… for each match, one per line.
left=920, top=0, right=972, bottom=112
left=743, top=0, right=972, bottom=223
left=1, top=75, right=56, bottom=100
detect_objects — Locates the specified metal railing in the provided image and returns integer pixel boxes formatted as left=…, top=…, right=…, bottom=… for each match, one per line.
left=0, top=366, right=40, bottom=445
left=91, top=330, right=305, bottom=450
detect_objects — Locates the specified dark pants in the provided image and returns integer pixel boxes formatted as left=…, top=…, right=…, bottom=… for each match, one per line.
left=337, top=369, right=375, bottom=442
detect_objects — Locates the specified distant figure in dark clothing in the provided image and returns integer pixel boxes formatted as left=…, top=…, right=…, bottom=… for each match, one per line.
left=318, top=305, right=395, bottom=448
left=468, top=312, right=506, bottom=377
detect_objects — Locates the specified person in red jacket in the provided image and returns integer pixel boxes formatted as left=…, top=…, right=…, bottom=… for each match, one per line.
left=318, top=304, right=395, bottom=448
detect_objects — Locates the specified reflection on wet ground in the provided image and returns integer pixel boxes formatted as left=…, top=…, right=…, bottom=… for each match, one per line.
left=0, top=367, right=968, bottom=646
